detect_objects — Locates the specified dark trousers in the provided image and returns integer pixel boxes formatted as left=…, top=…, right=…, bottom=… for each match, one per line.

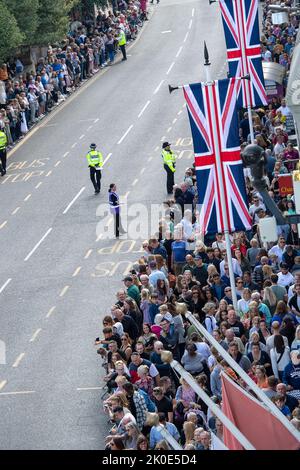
left=164, top=164, right=174, bottom=194
left=120, top=44, right=127, bottom=60
left=115, top=212, right=120, bottom=238
left=0, top=149, right=7, bottom=175
left=89, top=167, right=101, bottom=192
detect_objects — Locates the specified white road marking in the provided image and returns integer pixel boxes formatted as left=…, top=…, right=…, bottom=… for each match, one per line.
left=161, top=30, right=172, bottom=34
left=167, top=127, right=172, bottom=133
left=63, top=186, right=86, bottom=214
left=96, top=233, right=103, bottom=242
left=77, top=387, right=102, bottom=391
left=138, top=100, right=151, bottom=118
left=148, top=156, right=153, bottom=162
left=87, top=126, right=93, bottom=131
left=161, top=136, right=166, bottom=141
left=103, top=152, right=112, bottom=166
left=46, top=306, right=56, bottom=318
left=59, top=285, right=70, bottom=297
left=172, top=118, right=177, bottom=124
left=0, top=278, right=12, bottom=294
left=117, top=124, right=133, bottom=145
left=0, top=221, right=7, bottom=229
left=71, top=142, right=77, bottom=149
left=35, top=182, right=43, bottom=189
left=12, top=353, right=25, bottom=368
left=184, top=32, right=189, bottom=42
left=46, top=170, right=52, bottom=177
left=0, top=390, right=36, bottom=396
left=155, top=146, right=159, bottom=151
left=140, top=167, right=146, bottom=175
left=166, top=62, right=175, bottom=75
left=123, top=191, right=130, bottom=199
left=79, top=134, right=85, bottom=140
left=178, top=110, right=183, bottom=116
left=188, top=19, right=193, bottom=29
left=12, top=207, right=20, bottom=215
left=84, top=249, right=93, bottom=259
left=132, top=178, right=138, bottom=186
left=176, top=46, right=183, bottom=58
left=0, top=380, right=7, bottom=391
left=24, top=228, right=52, bottom=261
left=192, top=8, right=195, bottom=17
left=153, top=80, right=165, bottom=95
left=29, top=328, right=42, bottom=343
left=24, top=194, right=31, bottom=202
left=94, top=118, right=99, bottom=123
left=63, top=151, right=70, bottom=158
left=72, top=266, right=82, bottom=277
left=54, top=160, right=61, bottom=167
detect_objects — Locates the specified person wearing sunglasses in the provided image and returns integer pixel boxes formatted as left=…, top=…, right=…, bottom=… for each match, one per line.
left=223, top=286, right=241, bottom=304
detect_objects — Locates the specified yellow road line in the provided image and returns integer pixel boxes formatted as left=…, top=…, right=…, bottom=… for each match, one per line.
left=46, top=306, right=56, bottom=318
left=12, top=353, right=25, bottom=368
left=59, top=285, right=70, bottom=297
left=0, top=380, right=7, bottom=391
left=84, top=249, right=93, bottom=259
left=72, top=266, right=82, bottom=277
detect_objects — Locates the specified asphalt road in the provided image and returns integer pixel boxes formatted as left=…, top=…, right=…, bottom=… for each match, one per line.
left=0, top=0, right=227, bottom=449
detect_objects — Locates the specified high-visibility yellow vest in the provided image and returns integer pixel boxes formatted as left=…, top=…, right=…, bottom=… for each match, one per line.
left=118, top=30, right=126, bottom=46
left=0, top=131, right=7, bottom=150
left=162, top=149, right=176, bottom=172
left=86, top=150, right=103, bottom=168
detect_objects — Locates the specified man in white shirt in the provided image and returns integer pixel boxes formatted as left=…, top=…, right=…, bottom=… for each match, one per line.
left=220, top=253, right=242, bottom=277
left=212, top=233, right=226, bottom=251
left=180, top=209, right=195, bottom=251
left=288, top=272, right=300, bottom=300
left=268, top=237, right=286, bottom=263
left=249, top=195, right=266, bottom=223
left=273, top=135, right=286, bottom=158
left=277, top=263, right=294, bottom=288
left=277, top=99, right=292, bottom=117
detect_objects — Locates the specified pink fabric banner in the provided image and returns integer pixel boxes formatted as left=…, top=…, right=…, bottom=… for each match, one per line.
left=221, top=373, right=300, bottom=450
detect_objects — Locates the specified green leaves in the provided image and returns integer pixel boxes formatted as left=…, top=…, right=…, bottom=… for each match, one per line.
left=4, top=0, right=39, bottom=44
left=0, top=0, right=24, bottom=63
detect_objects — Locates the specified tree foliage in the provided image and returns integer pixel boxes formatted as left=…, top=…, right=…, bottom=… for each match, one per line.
left=4, top=0, right=39, bottom=44
left=0, top=0, right=109, bottom=61
left=32, top=0, right=70, bottom=45
left=0, top=0, right=24, bottom=63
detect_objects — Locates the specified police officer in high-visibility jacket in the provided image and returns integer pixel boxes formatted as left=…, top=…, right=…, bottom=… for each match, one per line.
left=0, top=129, right=7, bottom=176
left=162, top=141, right=176, bottom=194
left=86, top=143, right=103, bottom=194
left=117, top=26, right=127, bottom=61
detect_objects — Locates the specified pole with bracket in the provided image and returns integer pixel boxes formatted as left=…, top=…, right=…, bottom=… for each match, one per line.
left=185, top=310, right=300, bottom=442
left=203, top=41, right=238, bottom=311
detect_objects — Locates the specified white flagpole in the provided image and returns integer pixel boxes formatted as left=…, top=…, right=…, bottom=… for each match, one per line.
left=169, top=358, right=255, bottom=449
left=185, top=310, right=300, bottom=441
left=204, top=42, right=238, bottom=311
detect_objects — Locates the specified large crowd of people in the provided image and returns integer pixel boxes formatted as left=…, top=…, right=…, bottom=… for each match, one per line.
left=0, top=0, right=147, bottom=149
left=96, top=0, right=300, bottom=451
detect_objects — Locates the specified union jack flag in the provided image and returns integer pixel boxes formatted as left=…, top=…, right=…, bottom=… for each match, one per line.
left=219, top=0, right=267, bottom=108
left=183, top=79, right=252, bottom=235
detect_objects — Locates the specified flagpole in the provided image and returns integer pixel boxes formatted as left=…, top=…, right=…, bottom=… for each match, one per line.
left=185, top=311, right=300, bottom=442
left=204, top=42, right=238, bottom=311
left=161, top=353, right=256, bottom=449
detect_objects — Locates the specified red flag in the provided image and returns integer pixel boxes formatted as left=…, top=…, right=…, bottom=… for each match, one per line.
left=221, top=373, right=300, bottom=450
